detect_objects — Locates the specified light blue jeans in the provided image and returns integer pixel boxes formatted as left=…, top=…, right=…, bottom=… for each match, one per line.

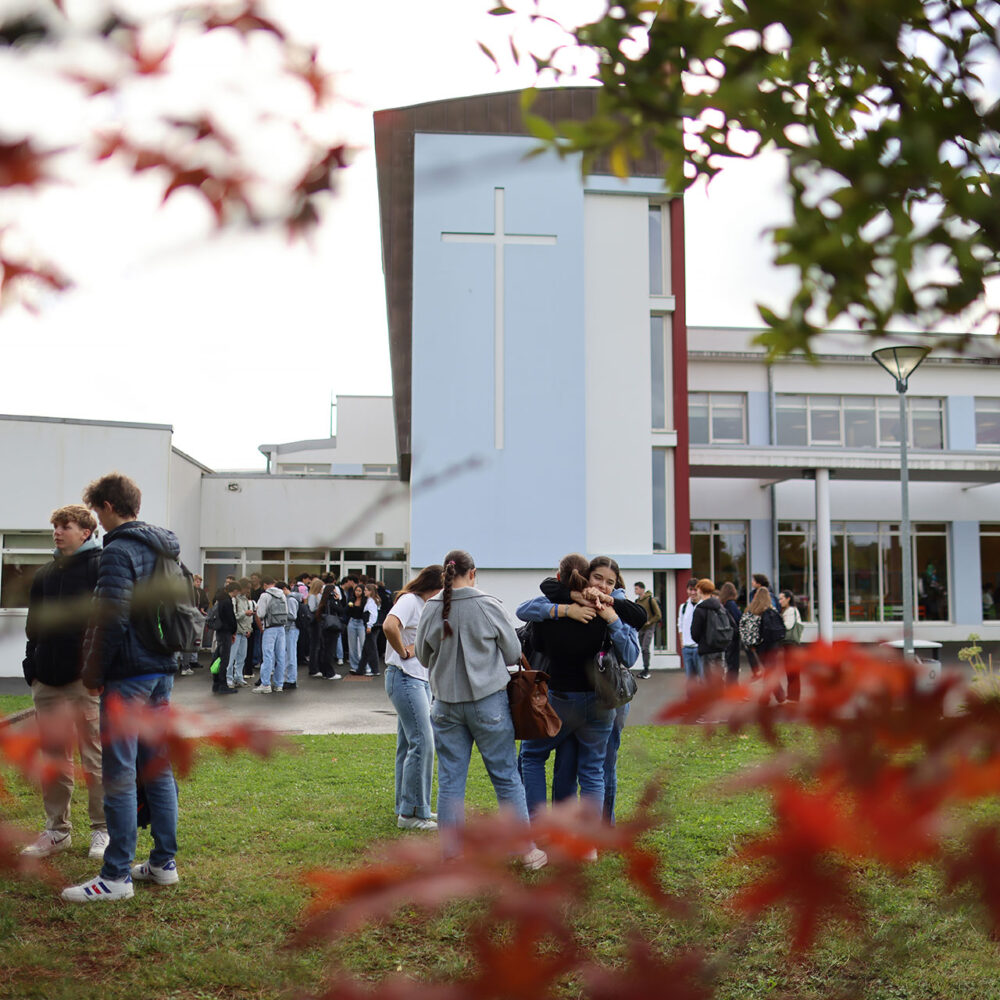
left=385, top=665, right=434, bottom=819
left=430, top=688, right=530, bottom=858
left=260, top=626, right=286, bottom=688
left=521, top=690, right=614, bottom=819
left=347, top=619, right=365, bottom=673
left=284, top=626, right=299, bottom=684
left=227, top=633, right=248, bottom=685
left=681, top=645, right=703, bottom=680
left=100, top=674, right=178, bottom=882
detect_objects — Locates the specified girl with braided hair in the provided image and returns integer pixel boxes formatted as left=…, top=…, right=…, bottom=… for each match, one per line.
left=415, top=550, right=546, bottom=869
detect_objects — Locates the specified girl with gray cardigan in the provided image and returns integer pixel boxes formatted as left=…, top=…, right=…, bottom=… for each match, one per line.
left=415, top=549, right=546, bottom=870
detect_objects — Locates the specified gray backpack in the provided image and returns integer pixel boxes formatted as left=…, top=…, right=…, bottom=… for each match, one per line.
left=262, top=591, right=289, bottom=628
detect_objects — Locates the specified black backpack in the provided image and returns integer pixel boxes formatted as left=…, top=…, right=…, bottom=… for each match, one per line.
left=130, top=554, right=203, bottom=654
left=760, top=607, right=787, bottom=647
left=295, top=598, right=312, bottom=630
left=703, top=604, right=734, bottom=652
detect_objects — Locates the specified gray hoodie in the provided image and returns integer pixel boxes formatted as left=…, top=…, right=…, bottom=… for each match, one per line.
left=415, top=586, right=520, bottom=702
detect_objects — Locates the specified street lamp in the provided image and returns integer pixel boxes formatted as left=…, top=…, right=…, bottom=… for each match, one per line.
left=872, top=344, right=931, bottom=658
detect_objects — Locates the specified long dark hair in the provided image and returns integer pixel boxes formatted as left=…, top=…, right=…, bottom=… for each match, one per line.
left=393, top=565, right=444, bottom=605
left=588, top=555, right=623, bottom=590
left=441, top=549, right=475, bottom=638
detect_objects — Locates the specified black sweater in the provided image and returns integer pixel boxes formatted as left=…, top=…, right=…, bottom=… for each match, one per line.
left=23, top=546, right=101, bottom=687
left=532, top=577, right=647, bottom=692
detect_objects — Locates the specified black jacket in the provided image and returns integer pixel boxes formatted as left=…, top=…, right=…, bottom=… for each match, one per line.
left=23, top=543, right=101, bottom=687
left=215, top=595, right=237, bottom=636
left=690, top=596, right=726, bottom=656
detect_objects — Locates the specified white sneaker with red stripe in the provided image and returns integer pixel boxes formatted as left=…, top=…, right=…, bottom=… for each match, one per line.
left=61, top=874, right=134, bottom=902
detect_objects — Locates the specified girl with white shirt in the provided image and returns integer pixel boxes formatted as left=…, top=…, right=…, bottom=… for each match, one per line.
left=357, top=583, right=382, bottom=677
left=382, top=566, right=444, bottom=830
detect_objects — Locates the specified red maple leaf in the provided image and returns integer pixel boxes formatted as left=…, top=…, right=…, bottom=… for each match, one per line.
left=204, top=3, right=286, bottom=40
left=123, top=32, right=172, bottom=75
left=731, top=781, right=863, bottom=951
left=0, top=140, right=57, bottom=188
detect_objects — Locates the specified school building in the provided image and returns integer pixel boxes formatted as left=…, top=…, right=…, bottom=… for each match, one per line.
left=1, top=88, right=998, bottom=677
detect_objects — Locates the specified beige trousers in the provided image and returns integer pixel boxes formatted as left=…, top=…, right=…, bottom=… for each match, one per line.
left=30, top=678, right=106, bottom=834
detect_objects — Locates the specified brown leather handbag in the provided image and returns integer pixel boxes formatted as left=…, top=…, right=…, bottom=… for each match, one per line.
left=507, top=654, right=561, bottom=740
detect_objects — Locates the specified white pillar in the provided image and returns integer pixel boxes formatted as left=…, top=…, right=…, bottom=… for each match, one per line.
left=815, top=468, right=833, bottom=642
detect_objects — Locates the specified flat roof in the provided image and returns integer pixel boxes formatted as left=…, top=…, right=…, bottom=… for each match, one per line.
left=0, top=413, right=173, bottom=432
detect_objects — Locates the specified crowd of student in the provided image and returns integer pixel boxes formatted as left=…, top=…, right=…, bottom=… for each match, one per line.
left=185, top=571, right=394, bottom=693
left=20, top=477, right=806, bottom=892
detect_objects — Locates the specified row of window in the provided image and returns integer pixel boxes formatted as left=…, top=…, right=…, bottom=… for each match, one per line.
left=0, top=539, right=408, bottom=610
left=682, top=393, right=1000, bottom=449
left=689, top=520, right=1000, bottom=625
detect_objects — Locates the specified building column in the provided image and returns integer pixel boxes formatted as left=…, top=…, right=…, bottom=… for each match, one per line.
left=815, top=468, right=833, bottom=641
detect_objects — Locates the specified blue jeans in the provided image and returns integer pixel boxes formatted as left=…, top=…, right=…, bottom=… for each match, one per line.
left=100, top=674, right=178, bottom=881
left=521, top=690, right=614, bottom=818
left=385, top=665, right=434, bottom=819
left=551, top=702, right=629, bottom=824
left=347, top=619, right=365, bottom=673
left=430, top=688, right=530, bottom=858
left=284, top=626, right=299, bottom=684
left=228, top=633, right=248, bottom=684
left=682, top=645, right=702, bottom=680
left=260, top=626, right=286, bottom=688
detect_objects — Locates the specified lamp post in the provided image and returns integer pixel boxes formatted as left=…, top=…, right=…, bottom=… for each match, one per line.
left=872, top=345, right=931, bottom=659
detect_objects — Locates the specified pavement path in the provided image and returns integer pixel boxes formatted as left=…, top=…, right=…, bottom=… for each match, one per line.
left=1, top=667, right=691, bottom=736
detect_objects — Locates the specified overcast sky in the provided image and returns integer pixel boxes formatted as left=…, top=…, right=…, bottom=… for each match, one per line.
left=0, top=1, right=846, bottom=469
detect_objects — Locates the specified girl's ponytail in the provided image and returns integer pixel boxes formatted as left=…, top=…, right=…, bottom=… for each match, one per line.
left=440, top=549, right=474, bottom=639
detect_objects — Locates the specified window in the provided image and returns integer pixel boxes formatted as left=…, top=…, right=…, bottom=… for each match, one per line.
left=650, top=316, right=669, bottom=429
left=362, top=464, right=399, bottom=476
left=975, top=399, right=1000, bottom=448
left=777, top=521, right=949, bottom=623
left=648, top=204, right=668, bottom=295
left=652, top=569, right=669, bottom=650
left=690, top=521, right=748, bottom=593
left=277, top=463, right=331, bottom=474
left=688, top=393, right=746, bottom=444
left=652, top=450, right=668, bottom=551
left=981, top=524, right=1000, bottom=620
left=1, top=531, right=53, bottom=609
left=775, top=395, right=944, bottom=449
left=201, top=548, right=409, bottom=599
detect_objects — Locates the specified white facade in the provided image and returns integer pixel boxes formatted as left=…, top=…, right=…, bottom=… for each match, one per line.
left=687, top=327, right=1000, bottom=645
left=0, top=400, right=407, bottom=678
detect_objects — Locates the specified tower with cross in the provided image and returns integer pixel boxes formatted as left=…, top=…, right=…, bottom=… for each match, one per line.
left=375, top=89, right=691, bottom=613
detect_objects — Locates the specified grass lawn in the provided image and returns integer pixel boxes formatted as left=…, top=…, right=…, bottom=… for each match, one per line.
left=2, top=695, right=1000, bottom=1000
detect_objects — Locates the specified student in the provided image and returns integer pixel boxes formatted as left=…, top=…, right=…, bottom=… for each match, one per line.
left=21, top=504, right=107, bottom=862
left=677, top=578, right=701, bottom=683
left=356, top=583, right=381, bottom=677
left=632, top=581, right=661, bottom=679
left=415, top=549, right=545, bottom=869
left=62, top=473, right=180, bottom=903
left=252, top=576, right=288, bottom=693
left=382, top=565, right=444, bottom=831
left=212, top=581, right=240, bottom=695
left=516, top=556, right=641, bottom=827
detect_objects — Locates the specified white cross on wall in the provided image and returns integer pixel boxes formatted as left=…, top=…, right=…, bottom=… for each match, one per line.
left=441, top=187, right=557, bottom=450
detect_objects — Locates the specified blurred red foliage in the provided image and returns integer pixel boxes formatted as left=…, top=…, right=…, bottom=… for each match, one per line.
left=4, top=641, right=1000, bottom=996
left=0, top=0, right=348, bottom=306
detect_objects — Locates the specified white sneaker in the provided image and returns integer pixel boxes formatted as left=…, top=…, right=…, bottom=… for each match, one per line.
left=583, top=848, right=599, bottom=862
left=337, top=660, right=344, bottom=666
left=326, top=673, right=342, bottom=681
left=131, top=858, right=179, bottom=885
left=521, top=847, right=548, bottom=871
left=61, top=874, right=134, bottom=902
left=88, top=830, right=110, bottom=860
left=397, top=815, right=438, bottom=831
left=179, top=667, right=194, bottom=676
left=21, top=830, right=71, bottom=858
left=253, top=685, right=272, bottom=694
